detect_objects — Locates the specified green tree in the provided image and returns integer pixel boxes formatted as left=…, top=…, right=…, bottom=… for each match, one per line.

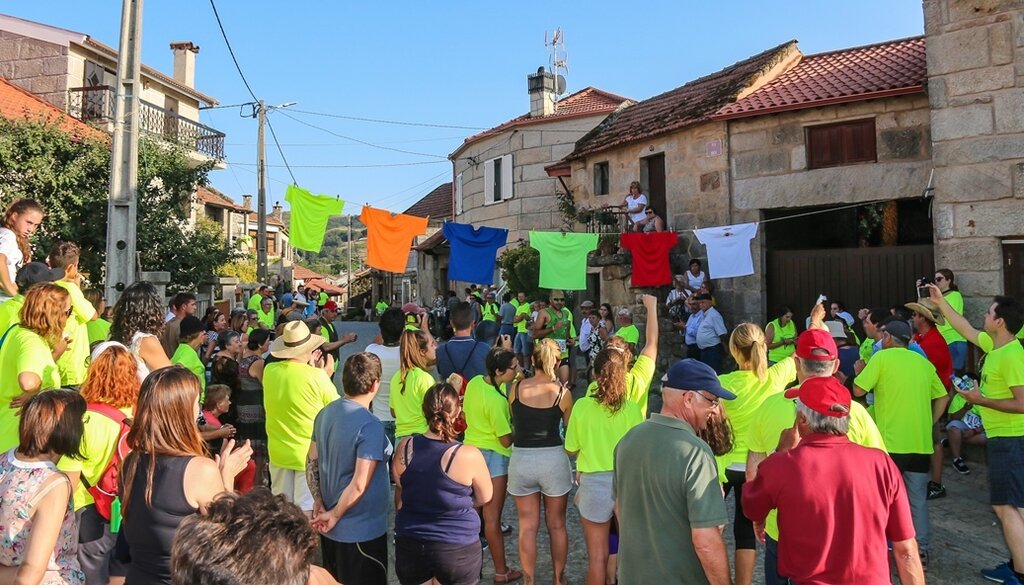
left=0, top=115, right=231, bottom=292
left=498, top=245, right=543, bottom=300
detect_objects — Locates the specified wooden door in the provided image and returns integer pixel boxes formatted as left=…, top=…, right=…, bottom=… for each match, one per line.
left=1004, top=241, right=1024, bottom=299
left=642, top=153, right=666, bottom=218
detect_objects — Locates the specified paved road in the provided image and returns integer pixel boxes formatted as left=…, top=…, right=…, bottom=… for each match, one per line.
left=328, top=319, right=1005, bottom=584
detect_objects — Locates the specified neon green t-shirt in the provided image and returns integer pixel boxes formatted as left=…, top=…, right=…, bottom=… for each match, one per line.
left=936, top=290, right=966, bottom=344
left=462, top=376, right=513, bottom=457
left=564, top=396, right=643, bottom=473
left=318, top=292, right=328, bottom=307
left=285, top=185, right=345, bottom=253
left=263, top=360, right=339, bottom=470
left=716, top=358, right=797, bottom=472
left=766, top=319, right=797, bottom=363
left=0, top=294, right=24, bottom=333
left=376, top=301, right=389, bottom=314
left=977, top=341, right=1024, bottom=438
left=87, top=318, right=111, bottom=346
left=747, top=391, right=884, bottom=540
left=529, top=231, right=598, bottom=291
left=0, top=327, right=61, bottom=453
left=171, top=343, right=206, bottom=390
left=586, top=354, right=656, bottom=415
left=58, top=406, right=132, bottom=510
left=514, top=303, right=531, bottom=334
left=247, top=294, right=264, bottom=311
left=854, top=347, right=946, bottom=454
left=859, top=336, right=875, bottom=363
left=480, top=303, right=499, bottom=322
left=389, top=366, right=435, bottom=438
left=55, top=280, right=97, bottom=387
left=615, top=324, right=640, bottom=346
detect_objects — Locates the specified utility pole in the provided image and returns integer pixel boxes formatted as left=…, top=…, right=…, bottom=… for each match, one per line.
left=347, top=214, right=353, bottom=305
left=256, top=99, right=268, bottom=284
left=105, top=0, right=143, bottom=305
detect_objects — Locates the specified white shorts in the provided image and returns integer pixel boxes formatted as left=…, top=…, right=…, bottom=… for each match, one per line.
left=270, top=464, right=314, bottom=511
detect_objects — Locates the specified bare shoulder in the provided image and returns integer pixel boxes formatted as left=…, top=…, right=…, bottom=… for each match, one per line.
left=183, top=456, right=223, bottom=507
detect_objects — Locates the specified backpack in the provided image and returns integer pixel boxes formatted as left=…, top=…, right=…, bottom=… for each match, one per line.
left=443, top=341, right=480, bottom=434
left=81, top=403, right=132, bottom=521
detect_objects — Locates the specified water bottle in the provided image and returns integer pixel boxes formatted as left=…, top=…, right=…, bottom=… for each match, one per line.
left=110, top=497, right=122, bottom=533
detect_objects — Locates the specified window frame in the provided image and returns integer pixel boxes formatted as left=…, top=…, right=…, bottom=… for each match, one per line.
left=593, top=161, right=610, bottom=196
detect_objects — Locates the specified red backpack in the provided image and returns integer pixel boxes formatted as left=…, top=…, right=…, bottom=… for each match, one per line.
left=81, top=403, right=132, bottom=521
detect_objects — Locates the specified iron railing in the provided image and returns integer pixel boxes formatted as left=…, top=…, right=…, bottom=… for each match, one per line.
left=67, top=86, right=225, bottom=160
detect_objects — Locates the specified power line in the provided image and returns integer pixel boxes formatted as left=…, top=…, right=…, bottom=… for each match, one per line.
left=224, top=136, right=466, bottom=147
left=288, top=108, right=487, bottom=130
left=265, top=116, right=298, bottom=184
left=230, top=160, right=447, bottom=169
left=208, top=0, right=258, bottom=103
left=276, top=110, right=448, bottom=159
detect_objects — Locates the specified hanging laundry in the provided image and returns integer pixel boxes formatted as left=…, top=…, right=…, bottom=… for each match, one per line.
left=693, top=222, right=758, bottom=279
left=284, top=185, right=346, bottom=253
left=620, top=231, right=679, bottom=287
left=361, top=206, right=429, bottom=273
left=529, top=231, right=599, bottom=291
left=443, top=222, right=508, bottom=285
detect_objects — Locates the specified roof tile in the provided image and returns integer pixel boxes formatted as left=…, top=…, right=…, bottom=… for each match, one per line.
left=0, top=75, right=105, bottom=140
left=404, top=182, right=453, bottom=219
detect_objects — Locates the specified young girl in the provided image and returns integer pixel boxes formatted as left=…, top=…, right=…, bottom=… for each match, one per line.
left=0, top=198, right=44, bottom=300
left=389, top=327, right=437, bottom=441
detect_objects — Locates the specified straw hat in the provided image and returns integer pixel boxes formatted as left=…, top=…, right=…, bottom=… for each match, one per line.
left=270, top=321, right=325, bottom=359
left=905, top=299, right=946, bottom=325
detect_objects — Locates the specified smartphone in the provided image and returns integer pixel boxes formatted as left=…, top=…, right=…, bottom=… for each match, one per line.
left=815, top=294, right=827, bottom=306
left=917, top=286, right=930, bottom=299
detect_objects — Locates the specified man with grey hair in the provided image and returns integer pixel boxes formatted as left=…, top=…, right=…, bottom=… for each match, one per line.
left=613, top=359, right=737, bottom=584
left=744, top=376, right=924, bottom=585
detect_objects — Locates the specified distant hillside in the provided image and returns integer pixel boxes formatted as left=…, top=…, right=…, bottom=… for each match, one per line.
left=284, top=212, right=368, bottom=276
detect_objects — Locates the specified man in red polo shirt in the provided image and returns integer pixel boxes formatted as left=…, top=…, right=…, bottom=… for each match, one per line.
left=906, top=299, right=954, bottom=389
left=743, top=377, right=924, bottom=585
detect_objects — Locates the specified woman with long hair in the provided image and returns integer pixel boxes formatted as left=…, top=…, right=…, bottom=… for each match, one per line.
left=932, top=269, right=969, bottom=373
left=586, top=303, right=615, bottom=363
left=0, top=283, right=71, bottom=453
left=509, top=338, right=573, bottom=585
left=0, top=198, right=44, bottom=300
left=717, top=323, right=797, bottom=585
left=0, top=390, right=86, bottom=585
left=393, top=383, right=492, bottom=585
left=119, top=366, right=252, bottom=585
left=110, top=282, right=171, bottom=379
left=764, top=305, right=796, bottom=365
left=389, top=327, right=437, bottom=440
left=566, top=346, right=645, bottom=585
left=586, top=294, right=659, bottom=415
left=463, top=346, right=521, bottom=583
left=202, top=309, right=229, bottom=364
left=57, top=343, right=140, bottom=585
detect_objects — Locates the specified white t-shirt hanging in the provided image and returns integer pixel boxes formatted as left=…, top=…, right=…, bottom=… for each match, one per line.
left=693, top=222, right=759, bottom=279
left=625, top=193, right=648, bottom=224
left=0, top=227, right=23, bottom=296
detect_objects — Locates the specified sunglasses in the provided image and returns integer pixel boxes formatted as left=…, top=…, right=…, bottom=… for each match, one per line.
left=552, top=298, right=565, bottom=302
left=65, top=307, right=73, bottom=317
left=645, top=211, right=654, bottom=215
left=934, top=276, right=946, bottom=282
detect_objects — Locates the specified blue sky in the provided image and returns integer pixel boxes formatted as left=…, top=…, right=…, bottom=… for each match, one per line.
left=6, top=1, right=924, bottom=214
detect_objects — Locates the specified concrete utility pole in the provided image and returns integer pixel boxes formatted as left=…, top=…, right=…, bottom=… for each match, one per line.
left=347, top=214, right=353, bottom=304
left=256, top=99, right=268, bottom=284
left=105, top=0, right=144, bottom=305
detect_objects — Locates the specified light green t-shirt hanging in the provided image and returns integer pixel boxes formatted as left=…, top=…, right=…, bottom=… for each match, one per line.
left=285, top=185, right=345, bottom=253
left=529, top=231, right=598, bottom=291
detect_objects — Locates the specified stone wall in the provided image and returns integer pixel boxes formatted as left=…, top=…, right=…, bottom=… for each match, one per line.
left=925, top=0, right=1024, bottom=320
left=0, top=31, right=67, bottom=109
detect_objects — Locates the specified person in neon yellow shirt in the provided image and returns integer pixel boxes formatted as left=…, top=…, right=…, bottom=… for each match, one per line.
left=463, top=346, right=521, bottom=584
left=247, top=285, right=271, bottom=311
left=512, top=293, right=533, bottom=372
left=930, top=269, right=968, bottom=372
left=389, top=324, right=437, bottom=439
left=0, top=262, right=65, bottom=333
left=49, top=242, right=98, bottom=388
left=765, top=306, right=796, bottom=364
left=0, top=283, right=70, bottom=452
left=83, top=288, right=111, bottom=347
left=170, top=316, right=207, bottom=390
left=586, top=294, right=659, bottom=415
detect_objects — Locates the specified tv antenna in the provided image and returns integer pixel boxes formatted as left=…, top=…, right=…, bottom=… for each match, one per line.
left=545, top=28, right=568, bottom=98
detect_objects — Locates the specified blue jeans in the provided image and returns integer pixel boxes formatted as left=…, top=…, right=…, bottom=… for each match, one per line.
left=949, top=341, right=967, bottom=372
left=902, top=470, right=930, bottom=552
left=764, top=536, right=791, bottom=585
left=499, top=324, right=515, bottom=339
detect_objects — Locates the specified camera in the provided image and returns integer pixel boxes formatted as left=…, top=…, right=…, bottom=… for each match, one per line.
left=916, top=276, right=934, bottom=299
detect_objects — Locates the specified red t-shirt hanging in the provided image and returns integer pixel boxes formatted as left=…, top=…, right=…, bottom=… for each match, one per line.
left=620, top=232, right=679, bottom=287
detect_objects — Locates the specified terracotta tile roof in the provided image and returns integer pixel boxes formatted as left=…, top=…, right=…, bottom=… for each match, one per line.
left=714, top=36, right=926, bottom=120
left=452, top=87, right=632, bottom=157
left=293, top=264, right=327, bottom=281
left=413, top=229, right=447, bottom=252
left=565, top=41, right=799, bottom=161
left=197, top=185, right=247, bottom=213
left=305, top=278, right=345, bottom=295
left=404, top=182, right=453, bottom=220
left=0, top=75, right=105, bottom=140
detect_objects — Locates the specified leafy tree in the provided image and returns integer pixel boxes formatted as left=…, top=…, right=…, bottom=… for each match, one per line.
left=0, top=115, right=231, bottom=292
left=498, top=245, right=543, bottom=300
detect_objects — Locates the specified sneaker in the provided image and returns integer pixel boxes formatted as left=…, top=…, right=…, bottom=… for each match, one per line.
left=982, top=562, right=1016, bottom=583
left=952, top=457, right=971, bottom=475
left=940, top=437, right=949, bottom=448
left=920, top=549, right=929, bottom=570
left=927, top=481, right=947, bottom=500
left=501, top=523, right=513, bottom=535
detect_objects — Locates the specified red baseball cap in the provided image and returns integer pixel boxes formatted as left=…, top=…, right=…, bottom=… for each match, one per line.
left=784, top=376, right=851, bottom=418
left=323, top=300, right=339, bottom=311
left=795, top=329, right=838, bottom=361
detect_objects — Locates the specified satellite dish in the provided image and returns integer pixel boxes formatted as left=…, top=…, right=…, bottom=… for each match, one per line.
left=555, top=75, right=566, bottom=95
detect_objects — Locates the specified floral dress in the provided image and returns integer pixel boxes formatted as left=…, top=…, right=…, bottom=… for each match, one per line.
left=0, top=448, right=84, bottom=584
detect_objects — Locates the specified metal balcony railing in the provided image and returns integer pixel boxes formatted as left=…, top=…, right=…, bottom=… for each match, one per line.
left=67, top=86, right=225, bottom=160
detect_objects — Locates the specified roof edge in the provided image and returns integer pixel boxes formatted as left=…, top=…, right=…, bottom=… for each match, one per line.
left=712, top=85, right=925, bottom=121
left=80, top=38, right=220, bottom=106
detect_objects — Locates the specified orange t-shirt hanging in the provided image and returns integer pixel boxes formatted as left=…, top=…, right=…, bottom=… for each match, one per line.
left=360, top=206, right=429, bottom=273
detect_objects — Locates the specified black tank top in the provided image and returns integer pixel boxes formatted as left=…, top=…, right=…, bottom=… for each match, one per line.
left=122, top=454, right=198, bottom=585
left=510, top=381, right=565, bottom=448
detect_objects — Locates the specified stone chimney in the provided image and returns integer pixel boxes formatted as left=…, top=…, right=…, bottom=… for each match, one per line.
left=271, top=201, right=283, bottom=222
left=241, top=194, right=253, bottom=210
left=170, top=42, right=199, bottom=88
left=527, top=67, right=556, bottom=117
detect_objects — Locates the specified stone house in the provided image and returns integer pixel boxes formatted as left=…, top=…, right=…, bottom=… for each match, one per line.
left=406, top=182, right=453, bottom=303
left=0, top=12, right=225, bottom=167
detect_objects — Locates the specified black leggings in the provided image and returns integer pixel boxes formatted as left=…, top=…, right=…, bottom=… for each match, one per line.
left=722, top=468, right=756, bottom=550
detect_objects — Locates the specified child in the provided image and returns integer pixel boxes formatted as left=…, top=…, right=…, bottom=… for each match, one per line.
left=171, top=315, right=207, bottom=389
left=49, top=241, right=98, bottom=387
left=83, top=287, right=111, bottom=347
left=201, top=383, right=256, bottom=492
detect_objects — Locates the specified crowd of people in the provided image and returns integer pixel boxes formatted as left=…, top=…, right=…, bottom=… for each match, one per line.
left=2, top=193, right=1024, bottom=585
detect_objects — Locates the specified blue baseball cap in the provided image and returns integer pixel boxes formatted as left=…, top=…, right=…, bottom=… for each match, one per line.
left=661, top=359, right=736, bottom=400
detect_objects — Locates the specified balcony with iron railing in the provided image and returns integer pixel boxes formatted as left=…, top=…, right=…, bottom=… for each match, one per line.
left=67, top=86, right=225, bottom=160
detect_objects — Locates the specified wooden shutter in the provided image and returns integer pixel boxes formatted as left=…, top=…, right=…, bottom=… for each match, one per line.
left=806, top=119, right=877, bottom=169
left=454, top=173, right=463, bottom=215
left=501, top=154, right=514, bottom=200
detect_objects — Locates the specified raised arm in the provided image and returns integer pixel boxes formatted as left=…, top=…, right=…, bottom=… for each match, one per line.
left=926, top=284, right=981, bottom=346
left=640, top=294, right=658, bottom=361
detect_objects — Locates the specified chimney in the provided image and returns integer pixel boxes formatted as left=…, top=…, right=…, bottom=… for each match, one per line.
left=170, top=41, right=199, bottom=88
left=241, top=194, right=253, bottom=210
left=527, top=67, right=556, bottom=117
left=271, top=201, right=283, bottom=222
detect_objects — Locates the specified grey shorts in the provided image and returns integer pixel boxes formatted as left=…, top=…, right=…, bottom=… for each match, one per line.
left=574, top=471, right=614, bottom=523
left=507, top=446, right=573, bottom=497
left=480, top=448, right=510, bottom=478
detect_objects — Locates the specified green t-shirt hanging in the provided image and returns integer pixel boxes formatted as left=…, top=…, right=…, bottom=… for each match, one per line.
left=529, top=231, right=598, bottom=291
left=285, top=185, right=345, bottom=253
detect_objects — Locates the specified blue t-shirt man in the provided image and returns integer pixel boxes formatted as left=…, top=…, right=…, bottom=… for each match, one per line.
left=436, top=337, right=490, bottom=381
left=312, top=398, right=392, bottom=544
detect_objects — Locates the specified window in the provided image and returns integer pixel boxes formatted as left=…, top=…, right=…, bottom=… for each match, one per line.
left=483, top=154, right=513, bottom=205
left=454, top=173, right=464, bottom=215
left=806, top=119, right=876, bottom=169
left=593, top=162, right=610, bottom=195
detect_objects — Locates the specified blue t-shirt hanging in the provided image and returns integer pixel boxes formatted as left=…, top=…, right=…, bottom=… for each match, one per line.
left=443, top=222, right=508, bottom=284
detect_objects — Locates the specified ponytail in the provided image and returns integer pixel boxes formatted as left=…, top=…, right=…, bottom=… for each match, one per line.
left=729, top=323, right=768, bottom=381
left=593, top=347, right=627, bottom=412
left=398, top=328, right=431, bottom=393
left=2, top=198, right=43, bottom=262
left=532, top=339, right=561, bottom=382
left=422, top=382, right=460, bottom=442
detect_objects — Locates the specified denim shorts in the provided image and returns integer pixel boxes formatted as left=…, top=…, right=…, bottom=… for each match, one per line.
left=575, top=471, right=614, bottom=523
left=988, top=436, right=1024, bottom=507
left=480, top=448, right=510, bottom=478
left=948, top=341, right=968, bottom=372
left=507, top=446, right=573, bottom=497
left=514, top=332, right=533, bottom=355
